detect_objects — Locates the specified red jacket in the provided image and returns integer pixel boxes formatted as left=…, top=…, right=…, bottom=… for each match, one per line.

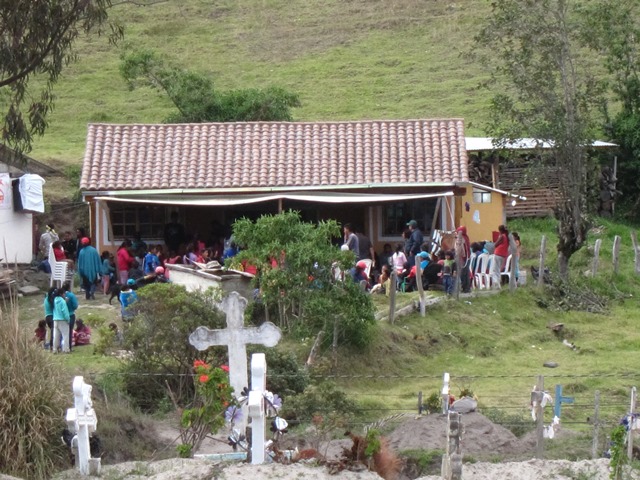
left=117, top=247, right=134, bottom=271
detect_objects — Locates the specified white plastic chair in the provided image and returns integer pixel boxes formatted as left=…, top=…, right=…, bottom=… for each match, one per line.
left=501, top=254, right=514, bottom=286
left=473, top=253, right=491, bottom=290
left=49, top=245, right=74, bottom=289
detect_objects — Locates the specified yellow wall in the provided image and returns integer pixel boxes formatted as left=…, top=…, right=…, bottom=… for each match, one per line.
left=456, top=187, right=506, bottom=243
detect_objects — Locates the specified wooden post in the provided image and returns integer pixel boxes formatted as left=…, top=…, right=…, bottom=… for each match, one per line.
left=592, top=390, right=600, bottom=459
left=418, top=391, right=423, bottom=415
left=628, top=386, right=637, bottom=461
left=305, top=330, right=324, bottom=369
left=454, top=231, right=463, bottom=300
left=538, top=236, right=547, bottom=289
left=613, top=235, right=621, bottom=275
left=508, top=233, right=517, bottom=292
left=415, top=254, right=425, bottom=317
left=431, top=198, right=442, bottom=235
left=592, top=239, right=602, bottom=277
left=535, top=375, right=545, bottom=458
left=631, top=231, right=640, bottom=275
left=389, top=269, right=397, bottom=324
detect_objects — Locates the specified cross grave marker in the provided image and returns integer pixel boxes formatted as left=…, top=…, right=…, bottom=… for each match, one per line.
left=189, top=291, right=282, bottom=406
left=248, top=353, right=267, bottom=464
left=65, top=376, right=100, bottom=476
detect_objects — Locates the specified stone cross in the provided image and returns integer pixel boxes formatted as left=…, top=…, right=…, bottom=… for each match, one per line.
left=248, top=353, right=267, bottom=464
left=442, top=372, right=451, bottom=414
left=65, top=376, right=100, bottom=476
left=189, top=291, right=282, bottom=402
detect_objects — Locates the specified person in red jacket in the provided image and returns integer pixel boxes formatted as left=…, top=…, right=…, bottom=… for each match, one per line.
left=491, top=225, right=510, bottom=288
left=117, top=240, right=135, bottom=285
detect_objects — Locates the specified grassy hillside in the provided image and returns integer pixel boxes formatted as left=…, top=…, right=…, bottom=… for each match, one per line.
left=29, top=0, right=491, bottom=165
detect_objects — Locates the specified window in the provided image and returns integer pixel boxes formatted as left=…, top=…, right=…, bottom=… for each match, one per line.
left=380, top=198, right=438, bottom=237
left=110, top=204, right=167, bottom=239
left=472, top=187, right=492, bottom=204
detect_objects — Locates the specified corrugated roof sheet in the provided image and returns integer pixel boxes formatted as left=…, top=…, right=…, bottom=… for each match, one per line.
left=80, top=119, right=468, bottom=192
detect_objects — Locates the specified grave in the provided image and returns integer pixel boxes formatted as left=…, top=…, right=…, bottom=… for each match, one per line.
left=189, top=291, right=282, bottom=426
left=65, top=376, right=100, bottom=476
left=248, top=353, right=267, bottom=464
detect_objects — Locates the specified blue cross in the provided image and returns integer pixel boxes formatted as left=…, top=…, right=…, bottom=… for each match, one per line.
left=554, top=384, right=574, bottom=418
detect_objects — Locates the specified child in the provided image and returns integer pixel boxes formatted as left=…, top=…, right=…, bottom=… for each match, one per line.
left=119, top=279, right=139, bottom=322
left=441, top=250, right=455, bottom=295
left=73, top=319, right=92, bottom=346
left=62, top=283, right=79, bottom=352
left=101, top=251, right=116, bottom=295
left=142, top=245, right=162, bottom=275
left=108, top=323, right=124, bottom=346
left=50, top=288, right=71, bottom=353
left=34, top=320, right=47, bottom=345
left=370, top=264, right=391, bottom=295
left=392, top=243, right=407, bottom=275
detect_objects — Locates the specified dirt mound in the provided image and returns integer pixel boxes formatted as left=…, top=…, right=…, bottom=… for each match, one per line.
left=386, top=412, right=523, bottom=456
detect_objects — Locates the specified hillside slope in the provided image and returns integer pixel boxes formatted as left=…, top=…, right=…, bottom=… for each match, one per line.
left=29, top=0, right=490, bottom=165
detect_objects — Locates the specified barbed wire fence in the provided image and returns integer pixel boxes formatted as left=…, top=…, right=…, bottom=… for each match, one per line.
left=80, top=369, right=639, bottom=460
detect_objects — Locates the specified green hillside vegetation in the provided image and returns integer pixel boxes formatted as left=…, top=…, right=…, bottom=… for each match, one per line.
left=29, top=0, right=491, bottom=165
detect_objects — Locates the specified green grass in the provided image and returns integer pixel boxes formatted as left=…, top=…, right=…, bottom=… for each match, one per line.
left=27, top=0, right=493, bottom=164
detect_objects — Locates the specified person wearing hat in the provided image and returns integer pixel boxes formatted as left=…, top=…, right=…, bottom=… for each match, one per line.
left=38, top=223, right=59, bottom=258
left=119, top=278, right=139, bottom=322
left=77, top=237, right=102, bottom=300
left=73, top=319, right=92, bottom=346
left=350, top=260, right=370, bottom=290
left=404, top=220, right=424, bottom=266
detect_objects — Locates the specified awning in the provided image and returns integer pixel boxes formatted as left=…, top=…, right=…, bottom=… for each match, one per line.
left=466, top=137, right=617, bottom=151
left=92, top=191, right=454, bottom=207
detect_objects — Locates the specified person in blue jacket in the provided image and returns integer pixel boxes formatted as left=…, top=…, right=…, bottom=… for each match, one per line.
left=119, top=279, right=139, bottom=322
left=49, top=288, right=70, bottom=353
left=77, top=237, right=102, bottom=300
left=62, top=283, right=79, bottom=351
left=42, top=287, right=56, bottom=350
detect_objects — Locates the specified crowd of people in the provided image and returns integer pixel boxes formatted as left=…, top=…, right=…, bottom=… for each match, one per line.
left=342, top=220, right=521, bottom=296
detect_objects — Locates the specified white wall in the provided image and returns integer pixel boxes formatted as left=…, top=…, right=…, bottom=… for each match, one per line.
left=0, top=208, right=33, bottom=264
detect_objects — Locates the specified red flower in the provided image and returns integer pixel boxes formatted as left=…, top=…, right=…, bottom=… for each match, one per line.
left=199, top=375, right=209, bottom=383
left=194, top=360, right=206, bottom=368
left=220, top=365, right=230, bottom=373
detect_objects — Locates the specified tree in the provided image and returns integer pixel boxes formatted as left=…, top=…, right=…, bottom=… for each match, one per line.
left=120, top=49, right=301, bottom=123
left=230, top=211, right=376, bottom=350
left=580, top=0, right=640, bottom=217
left=0, top=0, right=121, bottom=161
left=475, top=0, right=604, bottom=277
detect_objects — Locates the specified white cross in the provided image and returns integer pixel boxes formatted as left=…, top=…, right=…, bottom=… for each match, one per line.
left=65, top=376, right=100, bottom=476
left=188, top=291, right=282, bottom=404
left=248, top=353, right=267, bottom=464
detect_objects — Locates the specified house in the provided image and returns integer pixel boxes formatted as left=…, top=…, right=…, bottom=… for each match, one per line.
left=0, top=147, right=55, bottom=264
left=80, top=120, right=520, bottom=254
left=466, top=137, right=617, bottom=218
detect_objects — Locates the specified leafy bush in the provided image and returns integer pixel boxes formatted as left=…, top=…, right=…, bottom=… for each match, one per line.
left=120, top=283, right=226, bottom=411
left=0, top=296, right=67, bottom=479
left=482, top=407, right=534, bottom=438
left=281, top=381, right=360, bottom=424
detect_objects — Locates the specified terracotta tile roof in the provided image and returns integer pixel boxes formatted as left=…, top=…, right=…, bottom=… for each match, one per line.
left=80, top=119, right=468, bottom=192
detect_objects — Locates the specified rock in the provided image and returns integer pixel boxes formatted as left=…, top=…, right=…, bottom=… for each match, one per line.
left=18, top=285, right=40, bottom=296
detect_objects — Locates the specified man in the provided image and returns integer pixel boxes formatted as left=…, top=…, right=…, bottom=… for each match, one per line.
left=77, top=237, right=101, bottom=300
left=61, top=231, right=77, bottom=260
left=456, top=226, right=471, bottom=293
left=164, top=212, right=185, bottom=255
left=342, top=223, right=360, bottom=261
left=38, top=223, right=58, bottom=258
left=356, top=227, right=376, bottom=267
left=405, top=220, right=423, bottom=265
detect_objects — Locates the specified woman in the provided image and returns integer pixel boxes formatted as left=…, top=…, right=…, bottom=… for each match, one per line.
left=49, top=288, right=70, bottom=353
left=491, top=225, right=510, bottom=288
left=117, top=240, right=135, bottom=285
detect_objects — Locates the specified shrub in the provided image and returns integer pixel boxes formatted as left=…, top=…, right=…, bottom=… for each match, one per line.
left=281, top=380, right=360, bottom=424
left=258, top=349, right=309, bottom=398
left=120, top=283, right=226, bottom=411
left=0, top=295, right=67, bottom=479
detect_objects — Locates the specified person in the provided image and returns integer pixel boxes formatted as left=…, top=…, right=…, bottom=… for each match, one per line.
left=221, top=238, right=239, bottom=261
left=164, top=211, right=185, bottom=255
left=34, top=320, right=47, bottom=345
left=342, top=223, right=360, bottom=260
left=440, top=250, right=455, bottom=295
left=153, top=266, right=169, bottom=283
left=403, top=251, right=430, bottom=292
left=117, top=240, right=135, bottom=285
left=491, top=225, right=510, bottom=288
left=75, top=228, right=87, bottom=260
left=405, top=220, right=423, bottom=266
left=62, top=231, right=77, bottom=260
left=356, top=227, right=375, bottom=265
left=50, top=288, right=71, bottom=353
left=131, top=232, right=148, bottom=259
left=370, top=264, right=391, bottom=295
left=77, top=237, right=102, bottom=300
left=184, top=242, right=203, bottom=264
left=350, top=260, right=369, bottom=290
left=108, top=323, right=124, bottom=346
left=43, top=287, right=56, bottom=349
left=119, top=279, right=139, bottom=322
left=142, top=245, right=162, bottom=275
left=38, top=223, right=59, bottom=258
left=512, top=232, right=521, bottom=282
left=378, top=243, right=393, bottom=269
left=73, top=319, right=92, bottom=346
left=101, top=251, right=116, bottom=294
left=392, top=243, right=407, bottom=275
left=455, top=226, right=471, bottom=293
left=62, top=283, right=78, bottom=351
left=52, top=240, right=74, bottom=269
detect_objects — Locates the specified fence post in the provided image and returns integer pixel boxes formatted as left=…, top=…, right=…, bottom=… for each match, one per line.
left=533, top=375, right=545, bottom=458
left=592, top=239, right=602, bottom=277
left=631, top=231, right=640, bottom=275
left=592, top=390, right=600, bottom=459
left=441, top=411, right=462, bottom=480
left=415, top=255, right=426, bottom=317
left=538, top=236, right=546, bottom=289
left=508, top=233, right=517, bottom=292
left=613, top=235, right=621, bottom=274
left=628, top=386, right=637, bottom=461
left=418, top=391, right=423, bottom=415
left=389, top=269, right=397, bottom=324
